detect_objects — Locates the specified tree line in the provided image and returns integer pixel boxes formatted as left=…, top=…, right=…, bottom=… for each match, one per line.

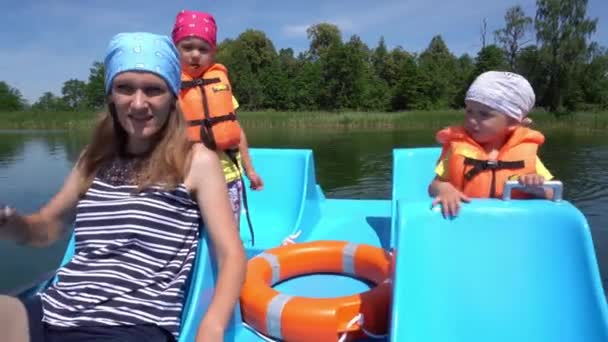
left=1, top=0, right=606, bottom=114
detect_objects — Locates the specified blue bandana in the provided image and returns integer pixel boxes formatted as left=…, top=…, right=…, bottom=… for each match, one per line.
left=104, top=32, right=181, bottom=95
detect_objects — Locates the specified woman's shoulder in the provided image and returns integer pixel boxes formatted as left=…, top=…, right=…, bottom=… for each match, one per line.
left=184, top=143, right=223, bottom=191
left=187, top=143, right=221, bottom=173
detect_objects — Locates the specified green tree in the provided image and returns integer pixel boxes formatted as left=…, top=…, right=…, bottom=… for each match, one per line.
left=495, top=5, right=533, bottom=71
left=292, top=58, right=322, bottom=110
left=580, top=45, right=608, bottom=109
left=234, top=30, right=277, bottom=74
left=31, top=18, right=607, bottom=113
left=32, top=92, right=68, bottom=111
left=218, top=30, right=278, bottom=109
left=0, top=81, right=26, bottom=111
left=417, top=35, right=458, bottom=109
left=344, top=35, right=374, bottom=110
left=85, top=62, right=105, bottom=109
left=259, top=60, right=292, bottom=110
left=516, top=45, right=551, bottom=104
left=392, top=52, right=426, bottom=110
left=306, top=23, right=342, bottom=60
left=271, top=48, right=298, bottom=110
left=453, top=54, right=475, bottom=108
left=372, top=37, right=389, bottom=78
left=273, top=48, right=299, bottom=110
left=215, top=38, right=236, bottom=64
left=61, top=79, right=87, bottom=110
left=318, top=37, right=367, bottom=110
left=277, top=48, right=298, bottom=79
left=372, top=37, right=402, bottom=88
left=472, top=45, right=509, bottom=76
left=535, top=0, right=598, bottom=111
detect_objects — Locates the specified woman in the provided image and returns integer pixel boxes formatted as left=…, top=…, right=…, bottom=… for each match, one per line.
left=0, top=32, right=246, bottom=342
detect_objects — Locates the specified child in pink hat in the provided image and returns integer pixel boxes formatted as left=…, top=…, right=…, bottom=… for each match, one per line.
left=171, top=10, right=263, bottom=237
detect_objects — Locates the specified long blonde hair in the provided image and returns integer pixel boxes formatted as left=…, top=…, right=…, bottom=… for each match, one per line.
left=77, top=101, right=193, bottom=193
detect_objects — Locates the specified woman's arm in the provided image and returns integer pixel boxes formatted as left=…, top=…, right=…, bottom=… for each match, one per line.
left=1, top=165, right=84, bottom=247
left=186, top=144, right=246, bottom=340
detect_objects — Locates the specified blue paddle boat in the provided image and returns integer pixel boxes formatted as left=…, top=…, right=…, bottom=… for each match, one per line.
left=18, top=148, right=608, bottom=342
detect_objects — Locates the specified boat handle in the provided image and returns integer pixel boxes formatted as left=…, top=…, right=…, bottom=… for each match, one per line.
left=502, top=180, right=563, bottom=201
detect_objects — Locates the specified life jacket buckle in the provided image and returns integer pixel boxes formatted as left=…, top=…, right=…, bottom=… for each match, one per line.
left=484, top=160, right=498, bottom=170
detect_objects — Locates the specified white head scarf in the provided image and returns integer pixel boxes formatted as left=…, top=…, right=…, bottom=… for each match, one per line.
left=465, top=71, right=536, bottom=122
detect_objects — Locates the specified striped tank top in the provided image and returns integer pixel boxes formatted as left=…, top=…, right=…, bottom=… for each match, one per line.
left=40, top=157, right=201, bottom=339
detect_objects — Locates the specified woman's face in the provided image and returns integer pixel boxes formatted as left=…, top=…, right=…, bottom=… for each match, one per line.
left=109, top=71, right=174, bottom=150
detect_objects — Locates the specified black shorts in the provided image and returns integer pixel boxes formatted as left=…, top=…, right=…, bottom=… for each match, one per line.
left=20, top=296, right=176, bottom=342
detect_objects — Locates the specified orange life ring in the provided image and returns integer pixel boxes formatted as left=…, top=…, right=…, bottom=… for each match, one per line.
left=240, top=240, right=392, bottom=342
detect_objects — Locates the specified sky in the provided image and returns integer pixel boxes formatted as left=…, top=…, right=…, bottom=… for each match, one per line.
left=1, top=0, right=606, bottom=104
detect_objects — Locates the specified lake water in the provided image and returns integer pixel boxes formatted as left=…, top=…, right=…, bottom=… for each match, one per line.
left=0, top=128, right=606, bottom=294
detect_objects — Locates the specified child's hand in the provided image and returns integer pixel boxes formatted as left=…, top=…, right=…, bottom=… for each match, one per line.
left=517, top=173, right=545, bottom=187
left=516, top=174, right=554, bottom=199
left=431, top=182, right=470, bottom=218
left=246, top=170, right=264, bottom=191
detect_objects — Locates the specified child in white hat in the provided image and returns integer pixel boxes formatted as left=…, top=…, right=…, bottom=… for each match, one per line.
left=429, top=71, right=555, bottom=217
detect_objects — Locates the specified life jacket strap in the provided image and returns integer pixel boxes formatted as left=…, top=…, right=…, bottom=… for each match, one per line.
left=187, top=113, right=237, bottom=127
left=181, top=77, right=221, bottom=89
left=463, top=157, right=525, bottom=181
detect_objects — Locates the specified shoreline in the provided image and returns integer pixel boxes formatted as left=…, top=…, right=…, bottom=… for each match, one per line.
left=0, top=110, right=606, bottom=132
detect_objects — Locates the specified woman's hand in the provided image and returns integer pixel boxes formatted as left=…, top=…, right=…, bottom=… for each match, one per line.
left=186, top=144, right=247, bottom=339
left=1, top=162, right=83, bottom=246
left=0, top=206, right=15, bottom=226
left=195, top=318, right=225, bottom=342
left=0, top=206, right=16, bottom=239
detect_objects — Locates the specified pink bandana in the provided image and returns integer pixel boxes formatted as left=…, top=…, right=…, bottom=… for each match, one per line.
left=171, top=10, right=217, bottom=49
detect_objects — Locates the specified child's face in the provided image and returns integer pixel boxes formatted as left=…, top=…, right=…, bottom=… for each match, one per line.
left=464, top=100, right=516, bottom=145
left=176, top=37, right=215, bottom=77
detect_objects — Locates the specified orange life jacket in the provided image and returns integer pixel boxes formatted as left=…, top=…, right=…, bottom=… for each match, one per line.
left=179, top=63, right=242, bottom=151
left=436, top=126, right=544, bottom=199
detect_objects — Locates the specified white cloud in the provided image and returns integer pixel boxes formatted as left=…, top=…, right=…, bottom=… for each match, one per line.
left=277, top=2, right=432, bottom=40
left=282, top=24, right=310, bottom=38
left=282, top=18, right=357, bottom=36
left=331, top=18, right=357, bottom=32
